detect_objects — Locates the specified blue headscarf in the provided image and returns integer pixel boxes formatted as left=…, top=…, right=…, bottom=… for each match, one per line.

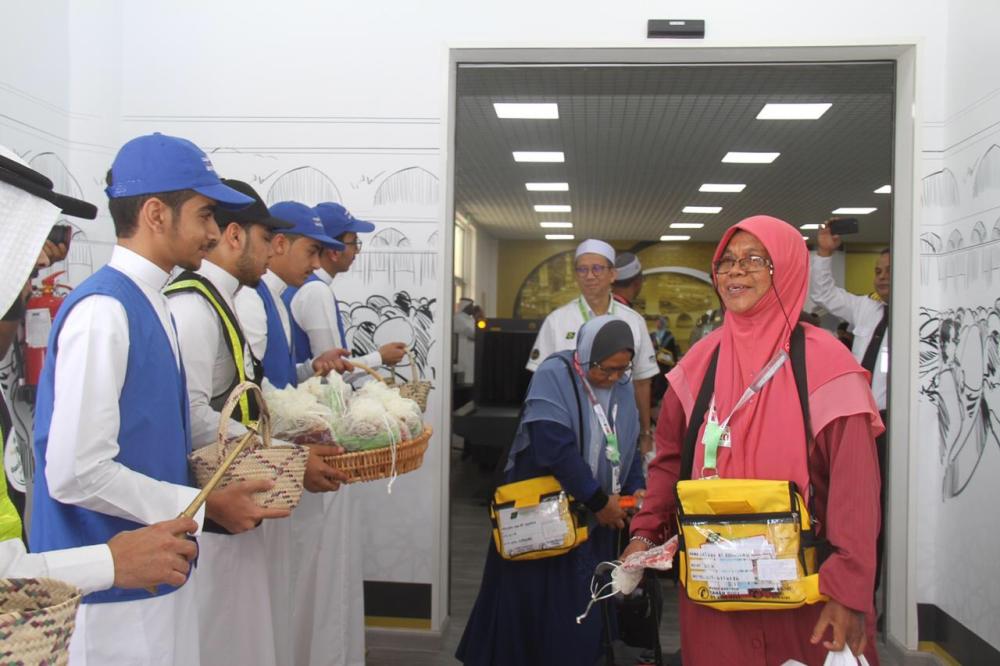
left=506, top=315, right=639, bottom=493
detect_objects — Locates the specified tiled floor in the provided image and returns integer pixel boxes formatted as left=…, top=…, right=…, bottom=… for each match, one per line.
left=366, top=443, right=900, bottom=666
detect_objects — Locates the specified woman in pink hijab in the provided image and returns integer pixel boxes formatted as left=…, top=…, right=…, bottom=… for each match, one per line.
left=625, top=216, right=883, bottom=665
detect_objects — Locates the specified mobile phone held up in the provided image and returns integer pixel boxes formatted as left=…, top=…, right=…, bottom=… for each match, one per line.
left=47, top=223, right=72, bottom=248
left=827, top=218, right=859, bottom=236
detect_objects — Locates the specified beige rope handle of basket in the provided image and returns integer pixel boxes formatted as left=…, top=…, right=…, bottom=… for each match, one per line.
left=347, top=361, right=386, bottom=383
left=402, top=349, right=422, bottom=384
left=216, top=381, right=272, bottom=463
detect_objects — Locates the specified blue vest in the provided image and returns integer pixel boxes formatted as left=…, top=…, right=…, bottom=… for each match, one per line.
left=257, top=283, right=297, bottom=388
left=283, top=274, right=317, bottom=365
left=31, top=266, right=193, bottom=604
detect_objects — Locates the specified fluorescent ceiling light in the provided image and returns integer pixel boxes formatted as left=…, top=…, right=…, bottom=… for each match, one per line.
left=539, top=221, right=572, bottom=228
left=683, top=206, right=722, bottom=214
left=799, top=224, right=820, bottom=230
left=670, top=223, right=704, bottom=229
left=802, top=236, right=810, bottom=241
left=494, top=103, right=559, bottom=119
left=659, top=235, right=691, bottom=241
left=722, top=152, right=780, bottom=164
left=832, top=207, right=877, bottom=215
left=535, top=204, right=571, bottom=213
left=513, top=151, right=565, bottom=163
left=545, top=234, right=574, bottom=240
left=757, top=103, right=832, bottom=120
left=699, top=183, right=746, bottom=193
left=525, top=182, right=569, bottom=192
left=874, top=185, right=892, bottom=194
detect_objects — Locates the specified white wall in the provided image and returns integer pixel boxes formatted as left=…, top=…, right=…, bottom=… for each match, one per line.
left=12, top=0, right=1000, bottom=650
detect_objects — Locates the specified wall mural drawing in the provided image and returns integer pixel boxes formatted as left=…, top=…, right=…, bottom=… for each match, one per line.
left=919, top=303, right=1000, bottom=500
left=922, top=168, right=961, bottom=207
left=972, top=144, right=1000, bottom=197
left=341, top=291, right=436, bottom=381
left=352, top=226, right=437, bottom=288
left=265, top=165, right=343, bottom=205
left=373, top=166, right=439, bottom=206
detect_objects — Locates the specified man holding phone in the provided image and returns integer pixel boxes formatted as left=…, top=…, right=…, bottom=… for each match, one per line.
left=810, top=219, right=890, bottom=598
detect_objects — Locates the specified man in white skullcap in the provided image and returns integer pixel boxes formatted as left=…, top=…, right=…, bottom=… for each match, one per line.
left=526, top=239, right=657, bottom=454
left=0, top=144, right=198, bottom=613
left=612, top=252, right=644, bottom=309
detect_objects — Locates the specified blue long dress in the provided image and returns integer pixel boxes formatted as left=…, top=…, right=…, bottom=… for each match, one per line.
left=456, top=350, right=644, bottom=666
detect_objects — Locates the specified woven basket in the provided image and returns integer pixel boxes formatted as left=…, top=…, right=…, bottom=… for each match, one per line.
left=0, top=578, right=82, bottom=666
left=189, top=382, right=308, bottom=511
left=326, top=425, right=432, bottom=483
left=354, top=350, right=433, bottom=412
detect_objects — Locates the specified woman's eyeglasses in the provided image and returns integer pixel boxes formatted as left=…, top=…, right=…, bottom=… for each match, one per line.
left=713, top=255, right=771, bottom=275
left=590, top=361, right=633, bottom=379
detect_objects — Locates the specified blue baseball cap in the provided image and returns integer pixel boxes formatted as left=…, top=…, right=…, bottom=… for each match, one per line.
left=269, top=201, right=344, bottom=250
left=314, top=202, right=376, bottom=239
left=105, top=133, right=254, bottom=210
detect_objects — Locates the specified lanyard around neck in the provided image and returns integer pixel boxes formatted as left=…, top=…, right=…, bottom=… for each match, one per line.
left=572, top=353, right=622, bottom=493
left=701, top=348, right=789, bottom=474
left=578, top=295, right=615, bottom=322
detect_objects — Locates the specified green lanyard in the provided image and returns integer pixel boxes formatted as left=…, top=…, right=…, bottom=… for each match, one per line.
left=577, top=296, right=616, bottom=322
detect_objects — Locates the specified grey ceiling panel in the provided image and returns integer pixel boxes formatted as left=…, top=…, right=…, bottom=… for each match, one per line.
left=455, top=63, right=894, bottom=243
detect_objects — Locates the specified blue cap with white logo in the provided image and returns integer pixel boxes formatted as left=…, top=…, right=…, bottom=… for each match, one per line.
left=313, top=202, right=376, bottom=239
left=269, top=201, right=344, bottom=250
left=105, top=133, right=254, bottom=210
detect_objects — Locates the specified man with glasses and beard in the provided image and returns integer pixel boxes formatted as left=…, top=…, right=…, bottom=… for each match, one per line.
left=526, top=239, right=658, bottom=455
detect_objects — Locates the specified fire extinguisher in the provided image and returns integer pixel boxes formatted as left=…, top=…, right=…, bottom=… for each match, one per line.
left=23, top=271, right=71, bottom=387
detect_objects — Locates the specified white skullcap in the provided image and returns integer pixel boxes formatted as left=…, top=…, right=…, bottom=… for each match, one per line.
left=574, top=239, right=615, bottom=264
left=614, top=252, right=641, bottom=280
left=0, top=145, right=62, bottom=316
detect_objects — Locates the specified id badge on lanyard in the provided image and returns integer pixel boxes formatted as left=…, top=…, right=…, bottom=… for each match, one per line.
left=701, top=348, right=789, bottom=479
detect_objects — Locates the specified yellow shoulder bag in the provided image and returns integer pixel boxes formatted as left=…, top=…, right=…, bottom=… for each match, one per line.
left=674, top=325, right=829, bottom=611
left=490, top=355, right=590, bottom=561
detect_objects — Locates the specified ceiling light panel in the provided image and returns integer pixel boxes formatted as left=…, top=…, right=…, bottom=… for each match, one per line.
left=540, top=221, right=573, bottom=228
left=659, top=235, right=692, bottom=241
left=545, top=234, right=574, bottom=240
left=722, top=152, right=780, bottom=164
left=535, top=204, right=572, bottom=213
left=699, top=183, right=746, bottom=193
left=757, top=103, right=832, bottom=120
left=494, top=103, right=559, bottom=119
left=832, top=207, right=876, bottom=215
left=525, top=182, right=569, bottom=192
left=874, top=185, right=891, bottom=194
left=513, top=151, right=565, bottom=163
left=670, top=223, right=704, bottom=229
left=683, top=206, right=722, bottom=214
left=799, top=224, right=820, bottom=230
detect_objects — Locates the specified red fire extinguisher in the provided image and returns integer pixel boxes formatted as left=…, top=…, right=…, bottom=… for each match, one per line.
left=23, top=271, right=71, bottom=386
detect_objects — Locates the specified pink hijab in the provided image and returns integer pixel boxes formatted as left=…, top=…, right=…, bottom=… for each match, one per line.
left=667, top=215, right=883, bottom=494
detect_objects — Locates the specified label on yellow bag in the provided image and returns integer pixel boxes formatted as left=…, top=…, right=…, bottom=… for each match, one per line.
left=496, top=493, right=570, bottom=557
left=676, top=478, right=827, bottom=610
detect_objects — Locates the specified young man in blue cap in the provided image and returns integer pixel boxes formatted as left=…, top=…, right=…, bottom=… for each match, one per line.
left=284, top=201, right=404, bottom=666
left=233, top=200, right=352, bottom=664
left=166, top=180, right=348, bottom=666
left=30, top=133, right=279, bottom=665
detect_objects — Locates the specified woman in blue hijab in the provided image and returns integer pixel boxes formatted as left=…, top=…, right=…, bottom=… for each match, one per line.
left=457, top=315, right=646, bottom=666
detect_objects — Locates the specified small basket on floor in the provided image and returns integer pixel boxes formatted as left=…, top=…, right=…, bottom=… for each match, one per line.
left=189, top=381, right=309, bottom=511
left=326, top=425, right=433, bottom=483
left=0, top=577, right=82, bottom=666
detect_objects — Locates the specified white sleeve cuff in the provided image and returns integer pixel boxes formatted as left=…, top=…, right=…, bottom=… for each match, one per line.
left=43, top=544, right=115, bottom=596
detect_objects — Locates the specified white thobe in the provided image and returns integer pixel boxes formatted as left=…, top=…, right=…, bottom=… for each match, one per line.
left=0, top=539, right=113, bottom=595
left=287, top=267, right=366, bottom=666
left=45, top=245, right=203, bottom=666
left=167, top=259, right=278, bottom=666
left=809, top=254, right=888, bottom=411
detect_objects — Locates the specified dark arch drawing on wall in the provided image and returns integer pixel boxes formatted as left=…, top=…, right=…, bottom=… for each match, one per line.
left=352, top=226, right=437, bottom=287
left=373, top=167, right=439, bottom=207
left=922, top=168, right=960, bottom=208
left=265, top=166, right=343, bottom=205
left=973, top=144, right=1000, bottom=198
left=920, top=232, right=942, bottom=286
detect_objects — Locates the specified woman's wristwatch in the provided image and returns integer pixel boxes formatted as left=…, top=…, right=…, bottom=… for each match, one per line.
left=629, top=535, right=656, bottom=548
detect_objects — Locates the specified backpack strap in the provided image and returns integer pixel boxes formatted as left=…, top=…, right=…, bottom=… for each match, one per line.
left=790, top=324, right=813, bottom=445
left=680, top=345, right=720, bottom=481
